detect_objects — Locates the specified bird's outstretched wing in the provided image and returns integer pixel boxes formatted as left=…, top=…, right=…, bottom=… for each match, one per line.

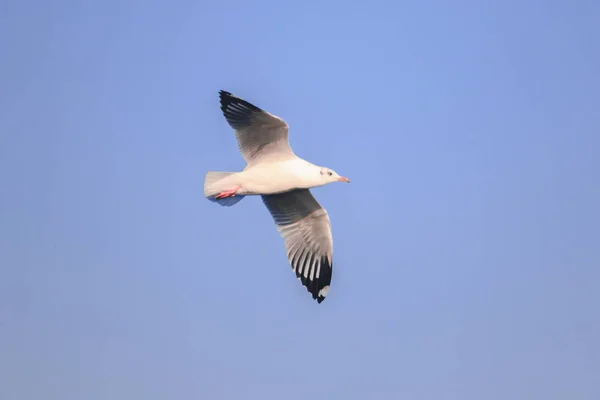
left=219, top=90, right=296, bottom=166
left=261, top=189, right=333, bottom=303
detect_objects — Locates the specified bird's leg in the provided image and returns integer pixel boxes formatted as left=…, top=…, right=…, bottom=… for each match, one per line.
left=215, top=185, right=241, bottom=199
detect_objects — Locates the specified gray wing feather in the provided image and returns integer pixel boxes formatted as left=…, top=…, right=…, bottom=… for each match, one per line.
left=261, top=189, right=333, bottom=303
left=219, top=90, right=295, bottom=165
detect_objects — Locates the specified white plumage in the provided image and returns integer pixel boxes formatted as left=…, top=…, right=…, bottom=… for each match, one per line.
left=204, top=90, right=350, bottom=303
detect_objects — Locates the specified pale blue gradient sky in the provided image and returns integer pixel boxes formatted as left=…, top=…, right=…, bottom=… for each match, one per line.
left=1, top=1, right=599, bottom=399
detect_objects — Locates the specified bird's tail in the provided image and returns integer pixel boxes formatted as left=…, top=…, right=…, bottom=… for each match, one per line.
left=204, top=171, right=245, bottom=207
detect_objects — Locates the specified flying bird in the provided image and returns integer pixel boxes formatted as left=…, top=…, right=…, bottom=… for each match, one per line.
left=204, top=90, right=350, bottom=303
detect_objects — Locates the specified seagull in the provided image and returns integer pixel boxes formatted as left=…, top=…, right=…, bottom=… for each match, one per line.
left=204, top=90, right=350, bottom=303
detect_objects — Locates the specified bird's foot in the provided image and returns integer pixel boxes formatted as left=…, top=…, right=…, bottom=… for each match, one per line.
left=215, top=186, right=240, bottom=199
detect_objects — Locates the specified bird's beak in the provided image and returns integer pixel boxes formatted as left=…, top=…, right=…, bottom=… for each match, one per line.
left=338, top=176, right=351, bottom=183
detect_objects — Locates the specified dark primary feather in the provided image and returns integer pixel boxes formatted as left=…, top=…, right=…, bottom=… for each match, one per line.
left=219, top=90, right=264, bottom=130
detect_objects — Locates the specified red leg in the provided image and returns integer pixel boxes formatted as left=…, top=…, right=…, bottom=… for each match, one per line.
left=215, top=185, right=241, bottom=199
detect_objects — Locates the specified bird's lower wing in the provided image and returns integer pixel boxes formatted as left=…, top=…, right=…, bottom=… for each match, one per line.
left=261, top=189, right=334, bottom=303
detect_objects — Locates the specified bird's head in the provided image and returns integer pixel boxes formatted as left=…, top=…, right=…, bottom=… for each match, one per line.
left=319, top=167, right=350, bottom=184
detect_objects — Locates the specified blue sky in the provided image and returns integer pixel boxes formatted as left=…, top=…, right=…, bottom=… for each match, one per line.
left=1, top=0, right=599, bottom=399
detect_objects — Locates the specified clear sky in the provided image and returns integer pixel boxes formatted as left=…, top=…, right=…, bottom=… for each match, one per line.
left=1, top=1, right=599, bottom=399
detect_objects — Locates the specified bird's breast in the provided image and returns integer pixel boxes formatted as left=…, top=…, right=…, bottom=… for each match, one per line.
left=238, top=160, right=316, bottom=195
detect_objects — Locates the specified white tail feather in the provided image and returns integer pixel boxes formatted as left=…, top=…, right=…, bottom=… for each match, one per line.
left=204, top=171, right=237, bottom=198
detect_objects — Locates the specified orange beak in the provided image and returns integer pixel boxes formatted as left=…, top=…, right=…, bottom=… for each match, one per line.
left=337, top=176, right=351, bottom=183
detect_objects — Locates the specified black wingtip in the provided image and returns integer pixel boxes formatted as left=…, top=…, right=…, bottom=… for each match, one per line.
left=296, top=255, right=332, bottom=304
left=218, top=90, right=261, bottom=109
left=218, top=90, right=264, bottom=130
left=218, top=90, right=237, bottom=110
left=218, top=89, right=232, bottom=98
left=218, top=90, right=234, bottom=110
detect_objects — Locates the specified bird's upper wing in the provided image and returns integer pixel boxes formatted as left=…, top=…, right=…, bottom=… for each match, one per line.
left=219, top=90, right=296, bottom=166
left=261, top=189, right=333, bottom=303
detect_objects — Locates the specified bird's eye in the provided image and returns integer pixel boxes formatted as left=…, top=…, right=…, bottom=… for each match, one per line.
left=327, top=171, right=333, bottom=176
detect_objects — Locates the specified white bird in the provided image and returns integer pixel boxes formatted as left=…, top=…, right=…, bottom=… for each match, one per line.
left=204, top=90, right=350, bottom=303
